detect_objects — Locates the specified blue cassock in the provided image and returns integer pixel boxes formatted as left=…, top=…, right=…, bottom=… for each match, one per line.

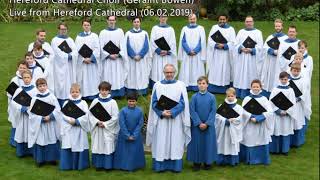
left=186, top=91, right=217, bottom=164
left=113, top=106, right=146, bottom=171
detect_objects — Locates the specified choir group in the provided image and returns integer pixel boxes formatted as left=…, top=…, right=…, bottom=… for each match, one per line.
left=6, top=13, right=313, bottom=172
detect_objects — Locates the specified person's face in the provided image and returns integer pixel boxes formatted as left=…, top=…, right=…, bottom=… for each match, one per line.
left=159, top=16, right=167, bottom=24
left=226, top=93, right=236, bottom=102
left=280, top=77, right=288, bottom=85
left=291, top=68, right=301, bottom=77
left=245, top=17, right=254, bottom=29
left=188, top=14, right=197, bottom=24
left=100, top=89, right=109, bottom=97
left=18, top=64, right=28, bottom=75
left=25, top=56, right=34, bottom=66
left=298, top=44, right=307, bottom=54
left=288, top=28, right=297, bottom=38
left=133, top=18, right=141, bottom=29
left=274, top=22, right=283, bottom=32
left=251, top=83, right=261, bottom=94
left=22, top=74, right=32, bottom=85
left=37, top=84, right=47, bottom=93
left=33, top=48, right=43, bottom=56
left=59, top=25, right=68, bottom=35
left=128, top=99, right=137, bottom=108
left=107, top=16, right=116, bottom=27
left=37, top=32, right=46, bottom=42
left=163, top=66, right=175, bottom=80
left=294, top=56, right=303, bottom=64
left=71, top=88, right=80, bottom=99
left=218, top=16, right=227, bottom=26
left=82, top=21, right=91, bottom=32
left=198, top=80, right=208, bottom=92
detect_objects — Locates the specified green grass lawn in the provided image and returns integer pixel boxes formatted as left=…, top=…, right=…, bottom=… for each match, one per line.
left=0, top=17, right=318, bottom=179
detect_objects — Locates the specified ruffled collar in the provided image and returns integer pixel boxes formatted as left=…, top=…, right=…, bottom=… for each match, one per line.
left=22, top=84, right=35, bottom=91
left=285, top=38, right=298, bottom=43
left=78, top=31, right=91, bottom=37
left=277, top=82, right=290, bottom=89
left=160, top=79, right=177, bottom=84
left=106, top=26, right=117, bottom=31
left=36, top=90, right=50, bottom=98
left=98, top=94, right=112, bottom=102
left=57, top=34, right=68, bottom=39
left=28, top=61, right=37, bottom=69
left=187, top=24, right=198, bottom=28
left=130, top=28, right=142, bottom=33
left=16, top=71, right=22, bottom=79
left=272, top=32, right=286, bottom=37
left=69, top=95, right=82, bottom=104
left=249, top=90, right=263, bottom=98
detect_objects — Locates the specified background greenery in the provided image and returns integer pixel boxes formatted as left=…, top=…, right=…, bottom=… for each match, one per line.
left=0, top=17, right=318, bottom=179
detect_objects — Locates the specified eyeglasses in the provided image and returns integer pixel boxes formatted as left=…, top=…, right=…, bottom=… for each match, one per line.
left=164, top=71, right=175, bottom=74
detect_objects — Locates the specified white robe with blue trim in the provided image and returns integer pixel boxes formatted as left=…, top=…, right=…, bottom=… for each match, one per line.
left=150, top=25, right=177, bottom=82
left=178, top=25, right=206, bottom=87
left=99, top=28, right=128, bottom=91
left=75, top=32, right=101, bottom=98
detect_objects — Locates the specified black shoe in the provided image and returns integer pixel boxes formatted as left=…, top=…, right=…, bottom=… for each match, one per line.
left=192, top=163, right=201, bottom=171
left=282, top=152, right=288, bottom=156
left=49, top=161, right=57, bottom=165
left=96, top=168, right=104, bottom=171
left=203, top=164, right=212, bottom=170
left=36, top=162, right=45, bottom=167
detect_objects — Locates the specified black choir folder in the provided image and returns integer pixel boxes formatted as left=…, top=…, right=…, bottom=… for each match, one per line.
left=289, top=80, right=303, bottom=97
left=103, top=41, right=120, bottom=54
left=90, top=102, right=111, bottom=122
left=78, top=44, right=93, bottom=58
left=243, top=98, right=267, bottom=115
left=217, top=102, right=239, bottom=119
left=154, top=37, right=171, bottom=51
left=13, top=90, right=32, bottom=106
left=282, top=46, right=296, bottom=60
left=6, top=82, right=19, bottom=96
left=30, top=99, right=55, bottom=116
left=61, top=100, right=85, bottom=119
left=271, top=92, right=294, bottom=111
left=58, top=40, right=72, bottom=54
left=267, top=36, right=280, bottom=50
left=242, top=36, right=257, bottom=48
left=211, top=30, right=228, bottom=44
left=156, top=95, right=178, bottom=111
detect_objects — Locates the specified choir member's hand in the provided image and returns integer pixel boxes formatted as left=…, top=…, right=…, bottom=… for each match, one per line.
left=273, top=50, right=278, bottom=55
left=162, top=110, right=172, bottom=118
left=280, top=110, right=287, bottom=116
left=160, top=50, right=167, bottom=56
left=217, top=43, right=224, bottom=49
left=110, top=54, right=118, bottom=60
left=97, top=121, right=105, bottom=128
left=83, top=58, right=91, bottom=64
left=199, top=123, right=207, bottom=130
left=128, top=136, right=135, bottom=141
left=189, top=51, right=196, bottom=56
left=69, top=118, right=76, bottom=125
left=229, top=118, right=235, bottom=123
left=250, top=117, right=257, bottom=123
left=44, top=116, right=50, bottom=122
left=134, top=55, right=141, bottom=61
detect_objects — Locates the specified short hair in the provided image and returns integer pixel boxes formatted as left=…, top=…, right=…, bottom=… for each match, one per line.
left=251, top=79, right=262, bottom=88
left=197, top=76, right=208, bottom=84
left=298, top=40, right=308, bottom=48
left=288, top=25, right=297, bottom=31
left=279, top=71, right=289, bottom=79
left=17, top=60, right=28, bottom=68
left=274, top=19, right=283, bottom=24
left=24, top=52, right=34, bottom=58
left=70, top=83, right=81, bottom=92
left=82, top=17, right=91, bottom=25
left=226, top=87, right=236, bottom=96
left=21, top=70, right=32, bottom=78
left=36, top=78, right=47, bottom=87
left=98, top=81, right=111, bottom=91
left=107, top=16, right=116, bottom=20
left=127, top=91, right=139, bottom=101
left=163, top=64, right=176, bottom=73
left=218, top=14, right=229, bottom=19
left=245, top=15, right=253, bottom=20
left=33, top=41, right=43, bottom=50
left=36, top=28, right=46, bottom=35
left=294, top=52, right=303, bottom=60
left=58, top=22, right=68, bottom=29
left=132, top=16, right=141, bottom=22
left=290, top=63, right=301, bottom=71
